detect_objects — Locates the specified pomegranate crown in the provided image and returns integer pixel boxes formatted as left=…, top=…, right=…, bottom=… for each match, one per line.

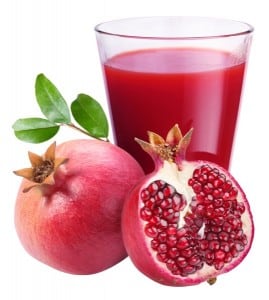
left=14, top=142, right=68, bottom=193
left=135, top=124, right=193, bottom=165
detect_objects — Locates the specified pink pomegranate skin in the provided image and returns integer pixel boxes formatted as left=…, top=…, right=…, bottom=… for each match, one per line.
left=122, top=160, right=254, bottom=286
left=15, top=139, right=144, bottom=274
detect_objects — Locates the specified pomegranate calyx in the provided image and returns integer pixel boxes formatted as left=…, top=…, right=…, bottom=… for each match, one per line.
left=14, top=142, right=68, bottom=193
left=135, top=124, right=193, bottom=164
left=207, top=277, right=217, bottom=285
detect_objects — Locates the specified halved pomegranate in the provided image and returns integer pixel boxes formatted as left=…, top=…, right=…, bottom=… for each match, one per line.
left=122, top=125, right=254, bottom=286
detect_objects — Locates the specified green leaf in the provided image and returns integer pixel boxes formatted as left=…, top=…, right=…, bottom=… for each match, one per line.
left=71, top=94, right=109, bottom=138
left=35, top=74, right=71, bottom=124
left=12, top=118, right=60, bottom=143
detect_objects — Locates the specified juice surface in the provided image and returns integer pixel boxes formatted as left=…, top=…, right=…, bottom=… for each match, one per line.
left=103, top=48, right=245, bottom=173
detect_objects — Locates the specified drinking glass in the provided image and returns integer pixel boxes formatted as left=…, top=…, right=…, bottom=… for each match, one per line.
left=95, top=17, right=253, bottom=173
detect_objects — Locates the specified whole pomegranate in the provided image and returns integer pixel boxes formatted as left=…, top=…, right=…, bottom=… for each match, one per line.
left=122, top=125, right=254, bottom=286
left=14, top=139, right=144, bottom=274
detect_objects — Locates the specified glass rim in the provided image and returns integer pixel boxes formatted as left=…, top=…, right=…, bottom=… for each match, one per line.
left=95, top=16, right=254, bottom=40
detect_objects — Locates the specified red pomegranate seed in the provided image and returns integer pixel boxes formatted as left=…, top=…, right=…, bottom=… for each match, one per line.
left=177, top=237, right=189, bottom=250
left=145, top=223, right=158, bottom=238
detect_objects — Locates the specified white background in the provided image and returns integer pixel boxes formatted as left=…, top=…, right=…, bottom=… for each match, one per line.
left=1, top=0, right=267, bottom=299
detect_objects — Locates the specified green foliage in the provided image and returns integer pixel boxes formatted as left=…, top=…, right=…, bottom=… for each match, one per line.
left=13, top=74, right=109, bottom=143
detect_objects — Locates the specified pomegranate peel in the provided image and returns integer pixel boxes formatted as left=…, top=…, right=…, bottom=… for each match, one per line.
left=122, top=124, right=254, bottom=286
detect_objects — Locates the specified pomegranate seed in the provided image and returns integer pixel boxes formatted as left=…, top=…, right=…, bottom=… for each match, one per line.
left=150, top=215, right=161, bottom=225
left=163, top=185, right=175, bottom=197
left=211, top=226, right=222, bottom=233
left=151, top=239, right=159, bottom=250
left=184, top=214, right=194, bottom=226
left=166, top=226, right=177, bottom=235
left=227, top=215, right=240, bottom=229
left=203, top=183, right=214, bottom=194
left=160, top=198, right=172, bottom=209
left=176, top=227, right=187, bottom=238
left=199, top=240, right=209, bottom=251
left=192, top=168, right=201, bottom=179
left=213, top=177, right=225, bottom=188
left=201, top=164, right=212, bottom=174
left=167, top=235, right=177, bottom=247
left=235, top=229, right=243, bottom=239
left=222, top=222, right=232, bottom=233
left=159, top=219, right=168, bottom=229
left=206, top=232, right=218, bottom=240
left=140, top=207, right=152, bottom=221
left=230, top=246, right=239, bottom=258
left=229, top=187, right=238, bottom=200
left=214, top=260, right=224, bottom=270
left=213, top=198, right=223, bottom=207
left=213, top=188, right=224, bottom=198
left=155, top=191, right=164, bottom=203
left=144, top=197, right=155, bottom=210
left=141, top=189, right=150, bottom=201
left=222, top=180, right=232, bottom=192
left=144, top=224, right=158, bottom=238
left=205, top=250, right=214, bottom=264
left=172, top=194, right=182, bottom=210
left=192, top=182, right=202, bottom=193
left=237, top=202, right=246, bottom=214
left=209, top=240, right=220, bottom=251
left=194, top=217, right=203, bottom=228
left=177, top=237, right=189, bottom=250
left=155, top=180, right=166, bottom=189
left=235, top=241, right=244, bottom=252
left=242, top=234, right=248, bottom=245
left=153, top=207, right=162, bottom=216
left=195, top=204, right=205, bottom=216
left=177, top=256, right=188, bottom=268
left=179, top=196, right=187, bottom=210
left=212, top=168, right=220, bottom=176
left=188, top=255, right=201, bottom=266
left=214, top=207, right=225, bottom=217
left=148, top=182, right=159, bottom=195
left=169, top=248, right=180, bottom=258
left=158, top=243, right=168, bottom=254
left=181, top=265, right=196, bottom=275
left=220, top=242, right=230, bottom=252
left=215, top=250, right=225, bottom=261
left=157, top=232, right=167, bottom=243
left=211, top=216, right=225, bottom=226
left=163, top=208, right=174, bottom=221
left=223, top=200, right=232, bottom=210
left=208, top=174, right=216, bottom=183
left=157, top=253, right=168, bottom=263
left=198, top=174, right=208, bottom=184
left=219, top=231, right=229, bottom=241
left=223, top=192, right=232, bottom=201
left=181, top=247, right=195, bottom=258
left=205, top=204, right=214, bottom=218
left=224, top=252, right=233, bottom=263
left=166, top=259, right=178, bottom=271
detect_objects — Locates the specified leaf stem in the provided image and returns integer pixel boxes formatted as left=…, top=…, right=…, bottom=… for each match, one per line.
left=64, top=123, right=110, bottom=142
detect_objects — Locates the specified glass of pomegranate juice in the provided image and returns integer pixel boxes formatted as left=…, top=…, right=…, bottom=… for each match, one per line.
left=95, top=17, right=253, bottom=173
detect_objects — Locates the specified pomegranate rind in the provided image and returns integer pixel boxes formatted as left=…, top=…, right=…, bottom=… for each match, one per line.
left=122, top=160, right=254, bottom=286
left=15, top=139, right=144, bottom=275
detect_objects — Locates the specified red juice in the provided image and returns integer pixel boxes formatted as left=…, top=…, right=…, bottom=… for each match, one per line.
left=103, top=48, right=246, bottom=173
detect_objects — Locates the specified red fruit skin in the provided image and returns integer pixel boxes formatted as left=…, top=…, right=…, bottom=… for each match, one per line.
left=15, top=139, right=144, bottom=274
